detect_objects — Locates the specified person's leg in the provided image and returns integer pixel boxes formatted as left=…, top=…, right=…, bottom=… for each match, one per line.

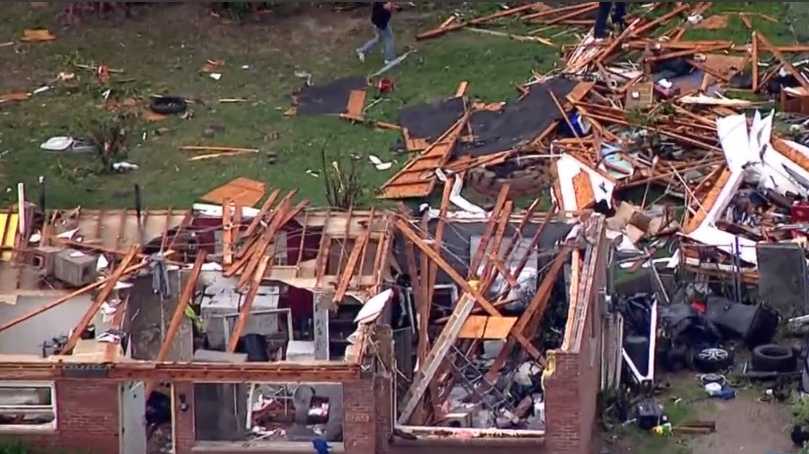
left=612, top=2, right=627, bottom=30
left=380, top=24, right=396, bottom=62
left=357, top=26, right=381, bottom=59
left=594, top=2, right=612, bottom=39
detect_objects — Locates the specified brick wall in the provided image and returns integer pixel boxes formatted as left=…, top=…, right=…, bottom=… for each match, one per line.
left=343, top=378, right=377, bottom=454
left=173, top=382, right=195, bottom=454
left=0, top=379, right=120, bottom=454
left=173, top=378, right=380, bottom=454
left=544, top=283, right=603, bottom=454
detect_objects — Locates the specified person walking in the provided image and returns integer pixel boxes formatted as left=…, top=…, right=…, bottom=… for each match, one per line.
left=356, top=2, right=396, bottom=64
left=594, top=2, right=626, bottom=39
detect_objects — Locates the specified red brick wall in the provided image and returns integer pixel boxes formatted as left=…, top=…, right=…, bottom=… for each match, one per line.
left=173, top=378, right=380, bottom=454
left=173, top=382, right=195, bottom=454
left=545, top=293, right=602, bottom=454
left=0, top=379, right=120, bottom=453
left=343, top=378, right=377, bottom=454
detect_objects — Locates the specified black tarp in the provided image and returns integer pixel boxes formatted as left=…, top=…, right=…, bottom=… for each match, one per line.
left=455, top=77, right=578, bottom=158
left=294, top=76, right=367, bottom=116
left=398, top=96, right=466, bottom=141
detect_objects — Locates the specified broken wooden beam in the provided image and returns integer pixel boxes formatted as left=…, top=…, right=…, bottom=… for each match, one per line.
left=60, top=246, right=140, bottom=354
left=394, top=218, right=501, bottom=317
left=155, top=252, right=207, bottom=362
left=227, top=255, right=271, bottom=353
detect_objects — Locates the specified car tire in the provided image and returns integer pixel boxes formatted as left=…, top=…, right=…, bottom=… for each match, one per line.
left=752, top=344, right=796, bottom=372
left=693, top=347, right=732, bottom=373
left=150, top=96, right=187, bottom=115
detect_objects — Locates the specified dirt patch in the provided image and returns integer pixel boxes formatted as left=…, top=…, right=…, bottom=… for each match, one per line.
left=689, top=391, right=795, bottom=454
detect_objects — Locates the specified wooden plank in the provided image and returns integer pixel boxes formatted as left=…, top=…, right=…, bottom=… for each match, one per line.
left=222, top=200, right=233, bottom=266
left=631, top=4, right=690, bottom=37
left=295, top=209, right=310, bottom=273
left=0, top=260, right=149, bottom=333
left=226, top=190, right=296, bottom=277
left=345, top=89, right=367, bottom=118
left=523, top=2, right=597, bottom=21
left=458, top=316, right=518, bottom=339
left=684, top=167, right=731, bottom=234
left=757, top=32, right=809, bottom=91
left=380, top=115, right=467, bottom=199
left=155, top=251, right=206, bottom=362
left=425, top=178, right=454, bottom=319
left=455, top=81, right=469, bottom=97
left=395, top=218, right=501, bottom=317
left=237, top=200, right=306, bottom=289
left=483, top=246, right=571, bottom=382
left=227, top=256, right=271, bottom=352
left=61, top=246, right=140, bottom=354
left=773, top=139, right=809, bottom=172
left=201, top=177, right=266, bottom=207
left=417, top=2, right=546, bottom=40
left=333, top=210, right=374, bottom=303
left=539, top=3, right=599, bottom=25
left=468, top=184, right=510, bottom=278
left=335, top=206, right=354, bottom=281
left=572, top=170, right=595, bottom=209
left=243, top=189, right=280, bottom=240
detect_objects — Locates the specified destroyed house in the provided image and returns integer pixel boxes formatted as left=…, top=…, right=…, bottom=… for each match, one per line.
left=0, top=196, right=611, bottom=454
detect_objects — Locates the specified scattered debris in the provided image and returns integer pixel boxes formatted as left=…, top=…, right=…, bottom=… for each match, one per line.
left=21, top=29, right=55, bottom=42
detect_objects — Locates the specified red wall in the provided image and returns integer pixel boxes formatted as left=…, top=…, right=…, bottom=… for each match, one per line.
left=0, top=380, right=120, bottom=453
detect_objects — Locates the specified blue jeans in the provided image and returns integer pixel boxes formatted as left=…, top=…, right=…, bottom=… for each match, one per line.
left=359, top=25, right=395, bottom=62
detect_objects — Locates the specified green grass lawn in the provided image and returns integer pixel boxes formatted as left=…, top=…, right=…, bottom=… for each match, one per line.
left=0, top=2, right=562, bottom=209
left=0, top=2, right=803, bottom=211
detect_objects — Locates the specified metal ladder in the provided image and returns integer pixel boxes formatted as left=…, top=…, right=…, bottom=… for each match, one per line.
left=448, top=344, right=511, bottom=411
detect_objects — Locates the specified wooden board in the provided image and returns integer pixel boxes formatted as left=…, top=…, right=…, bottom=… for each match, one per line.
left=200, top=177, right=266, bottom=207
left=345, top=89, right=367, bottom=118
left=572, top=170, right=595, bottom=209
left=684, top=167, right=731, bottom=234
left=380, top=117, right=467, bottom=199
left=624, top=82, right=654, bottom=110
left=458, top=315, right=518, bottom=339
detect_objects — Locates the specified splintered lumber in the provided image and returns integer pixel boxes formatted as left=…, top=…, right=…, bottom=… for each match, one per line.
left=155, top=252, right=207, bottom=362
left=394, top=218, right=501, bottom=317
left=417, top=2, right=545, bottom=40
left=227, top=255, right=271, bottom=352
left=223, top=201, right=234, bottom=266
left=333, top=210, right=375, bottom=303
left=380, top=115, right=467, bottom=199
left=483, top=246, right=572, bottom=383
left=237, top=200, right=307, bottom=289
left=398, top=293, right=476, bottom=424
left=523, top=2, right=597, bottom=21
left=468, top=184, right=511, bottom=277
left=540, top=3, right=599, bottom=25
left=0, top=259, right=150, bottom=333
left=242, top=189, right=281, bottom=239
left=684, top=167, right=731, bottom=234
left=61, top=246, right=140, bottom=354
left=465, top=27, right=554, bottom=46
left=188, top=150, right=258, bottom=161
left=226, top=190, right=296, bottom=277
left=180, top=146, right=260, bottom=153
left=757, top=32, right=809, bottom=91
left=631, top=4, right=690, bottom=37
